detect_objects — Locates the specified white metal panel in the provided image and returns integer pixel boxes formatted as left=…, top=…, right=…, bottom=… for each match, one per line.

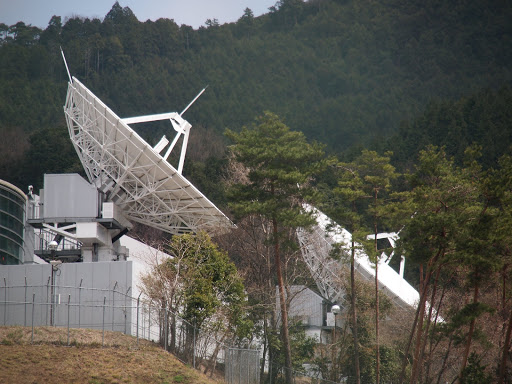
left=43, top=174, right=98, bottom=219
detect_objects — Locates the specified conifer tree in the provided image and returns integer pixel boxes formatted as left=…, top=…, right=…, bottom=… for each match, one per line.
left=330, top=158, right=367, bottom=384
left=397, top=146, right=483, bottom=383
left=361, top=150, right=397, bottom=384
left=226, top=112, right=324, bottom=384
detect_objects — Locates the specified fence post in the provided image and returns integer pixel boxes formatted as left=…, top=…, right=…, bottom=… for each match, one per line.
left=24, top=276, right=27, bottom=326
left=102, top=296, right=106, bottom=347
left=124, top=287, right=131, bottom=335
left=142, top=306, right=145, bottom=339
left=3, top=277, right=7, bottom=326
left=67, top=294, right=71, bottom=346
left=50, top=265, right=55, bottom=326
left=112, top=281, right=117, bottom=331
left=148, top=306, right=151, bottom=342
left=226, top=348, right=230, bottom=384
left=45, top=276, right=50, bottom=326
left=226, top=348, right=229, bottom=384
left=78, top=278, right=83, bottom=328
left=31, top=293, right=35, bottom=344
left=136, top=293, right=141, bottom=348
left=239, top=349, right=242, bottom=384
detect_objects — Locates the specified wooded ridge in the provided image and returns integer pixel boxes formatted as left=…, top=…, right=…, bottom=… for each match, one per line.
left=1, top=0, right=511, bottom=191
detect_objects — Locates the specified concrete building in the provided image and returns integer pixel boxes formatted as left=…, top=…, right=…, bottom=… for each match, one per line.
left=0, top=174, right=168, bottom=334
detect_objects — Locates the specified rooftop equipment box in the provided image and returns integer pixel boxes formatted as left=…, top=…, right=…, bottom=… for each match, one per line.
left=42, top=174, right=98, bottom=220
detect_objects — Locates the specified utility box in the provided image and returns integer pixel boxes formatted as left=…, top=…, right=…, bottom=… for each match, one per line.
left=43, top=174, right=99, bottom=220
left=76, top=222, right=110, bottom=246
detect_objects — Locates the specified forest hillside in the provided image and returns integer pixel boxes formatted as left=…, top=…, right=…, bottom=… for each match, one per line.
left=1, top=0, right=511, bottom=192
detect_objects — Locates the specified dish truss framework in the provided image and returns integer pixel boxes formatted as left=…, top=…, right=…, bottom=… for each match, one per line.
left=64, top=76, right=233, bottom=235
left=296, top=206, right=420, bottom=311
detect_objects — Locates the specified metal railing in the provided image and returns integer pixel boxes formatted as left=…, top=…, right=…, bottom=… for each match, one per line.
left=35, top=229, right=82, bottom=253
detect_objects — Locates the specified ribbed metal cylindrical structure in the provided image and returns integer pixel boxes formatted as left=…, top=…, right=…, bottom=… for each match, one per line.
left=0, top=180, right=26, bottom=265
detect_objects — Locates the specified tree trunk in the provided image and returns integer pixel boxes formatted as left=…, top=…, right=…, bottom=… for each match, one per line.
left=269, top=335, right=279, bottom=384
left=184, top=322, right=195, bottom=364
left=459, top=277, right=480, bottom=378
left=418, top=266, right=441, bottom=383
left=410, top=264, right=428, bottom=384
left=435, top=336, right=454, bottom=384
left=160, top=299, right=167, bottom=348
left=426, top=270, right=449, bottom=384
left=261, top=315, right=269, bottom=384
left=400, top=251, right=438, bottom=384
left=375, top=251, right=380, bottom=384
left=170, top=311, right=176, bottom=353
left=498, top=304, right=512, bottom=384
left=204, top=334, right=227, bottom=376
left=503, top=265, right=508, bottom=311
left=274, top=217, right=293, bottom=384
left=351, top=240, right=361, bottom=384
left=374, top=191, right=380, bottom=384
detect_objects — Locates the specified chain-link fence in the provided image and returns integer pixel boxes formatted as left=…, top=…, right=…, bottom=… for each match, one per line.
left=0, top=278, right=133, bottom=332
left=1, top=279, right=346, bottom=384
left=0, top=280, right=261, bottom=383
left=263, top=361, right=341, bottom=384
left=226, top=348, right=261, bottom=384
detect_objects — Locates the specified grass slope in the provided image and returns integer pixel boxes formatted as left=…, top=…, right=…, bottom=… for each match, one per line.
left=0, top=326, right=221, bottom=384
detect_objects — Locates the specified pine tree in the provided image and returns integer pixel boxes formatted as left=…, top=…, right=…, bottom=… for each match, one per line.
left=226, top=112, right=324, bottom=384
left=334, top=150, right=398, bottom=384
left=397, top=146, right=484, bottom=383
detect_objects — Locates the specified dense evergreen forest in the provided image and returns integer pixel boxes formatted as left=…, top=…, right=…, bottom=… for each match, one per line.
left=1, top=0, right=511, bottom=193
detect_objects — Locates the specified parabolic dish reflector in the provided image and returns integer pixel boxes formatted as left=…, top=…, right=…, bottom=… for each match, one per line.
left=64, top=76, right=233, bottom=235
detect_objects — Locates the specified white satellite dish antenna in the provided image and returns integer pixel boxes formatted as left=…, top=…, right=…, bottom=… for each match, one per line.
left=62, top=53, right=232, bottom=235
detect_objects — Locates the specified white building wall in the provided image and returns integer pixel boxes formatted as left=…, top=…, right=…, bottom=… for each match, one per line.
left=0, top=261, right=133, bottom=331
left=0, top=235, right=170, bottom=338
